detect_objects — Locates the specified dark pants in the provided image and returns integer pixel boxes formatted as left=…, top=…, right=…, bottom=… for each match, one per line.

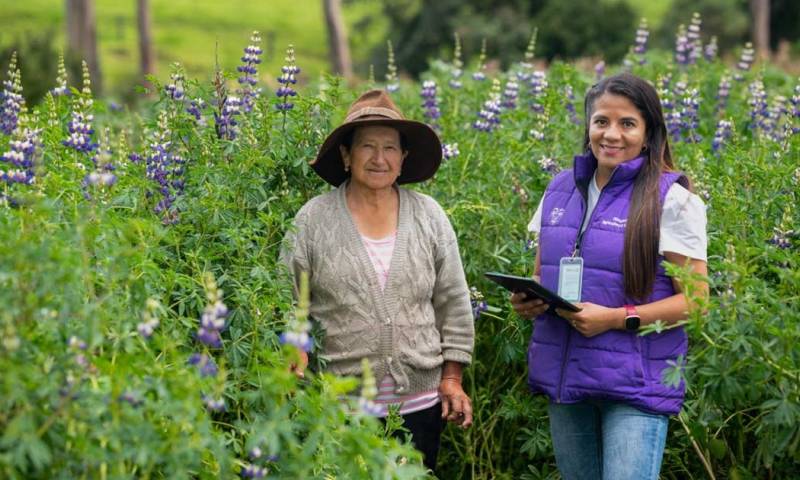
left=383, top=402, right=445, bottom=474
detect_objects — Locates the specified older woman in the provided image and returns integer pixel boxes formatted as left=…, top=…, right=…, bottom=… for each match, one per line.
left=281, top=90, right=475, bottom=472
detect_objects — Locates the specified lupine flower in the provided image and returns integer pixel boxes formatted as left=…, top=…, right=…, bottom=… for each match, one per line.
left=357, top=358, right=382, bottom=416
left=687, top=13, right=703, bottom=65
left=449, top=33, right=463, bottom=89
left=385, top=40, right=399, bottom=92
left=237, top=31, right=263, bottom=113
left=735, top=43, right=755, bottom=81
left=442, top=142, right=459, bottom=160
left=472, top=39, right=487, bottom=81
left=768, top=208, right=794, bottom=249
left=196, top=273, right=229, bottom=349
left=82, top=129, right=117, bottom=195
left=63, top=62, right=98, bottom=153
left=530, top=129, right=545, bottom=142
left=187, top=98, right=206, bottom=126
left=1, top=127, right=41, bottom=186
left=791, top=81, right=800, bottom=135
left=594, top=61, right=605, bottom=81
left=674, top=25, right=689, bottom=66
left=748, top=79, right=768, bottom=135
left=501, top=79, right=520, bottom=110
left=716, top=74, right=731, bottom=113
left=420, top=80, right=441, bottom=130
left=165, top=70, right=185, bottom=101
left=712, top=119, right=733, bottom=152
left=516, top=29, right=537, bottom=82
left=633, top=18, right=649, bottom=65
left=563, top=85, right=580, bottom=125
left=658, top=74, right=674, bottom=111
left=538, top=156, right=559, bottom=175
left=681, top=88, right=701, bottom=142
left=146, top=111, right=187, bottom=224
left=280, top=271, right=313, bottom=352
left=765, top=96, right=789, bottom=142
left=470, top=287, right=488, bottom=319
left=704, top=36, right=718, bottom=62
left=512, top=180, right=529, bottom=204
left=214, top=95, right=241, bottom=141
left=202, top=393, right=225, bottom=412
left=119, top=390, right=144, bottom=408
left=52, top=53, right=70, bottom=97
left=137, top=298, right=161, bottom=339
left=241, top=464, right=267, bottom=478
left=68, top=336, right=87, bottom=351
left=188, top=353, right=219, bottom=377
left=1, top=52, right=24, bottom=136
left=276, top=44, right=300, bottom=113
left=473, top=79, right=502, bottom=132
left=529, top=71, right=547, bottom=114
left=249, top=447, right=262, bottom=460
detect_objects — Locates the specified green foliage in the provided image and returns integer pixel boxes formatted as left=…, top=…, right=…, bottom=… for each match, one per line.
left=1, top=31, right=800, bottom=479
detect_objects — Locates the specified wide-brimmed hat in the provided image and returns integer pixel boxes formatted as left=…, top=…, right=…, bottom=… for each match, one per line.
left=311, top=89, right=442, bottom=186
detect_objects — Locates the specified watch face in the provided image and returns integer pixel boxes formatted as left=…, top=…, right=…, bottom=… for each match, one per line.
left=625, top=315, right=641, bottom=330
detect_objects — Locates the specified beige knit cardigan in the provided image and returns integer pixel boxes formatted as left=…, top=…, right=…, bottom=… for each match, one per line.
left=280, top=182, right=474, bottom=394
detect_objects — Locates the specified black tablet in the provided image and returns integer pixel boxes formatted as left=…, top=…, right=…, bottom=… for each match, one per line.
left=484, top=272, right=581, bottom=313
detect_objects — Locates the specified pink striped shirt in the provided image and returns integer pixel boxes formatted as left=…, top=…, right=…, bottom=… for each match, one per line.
left=361, top=233, right=441, bottom=416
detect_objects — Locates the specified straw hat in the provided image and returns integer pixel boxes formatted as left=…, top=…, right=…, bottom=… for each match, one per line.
left=311, top=89, right=442, bottom=186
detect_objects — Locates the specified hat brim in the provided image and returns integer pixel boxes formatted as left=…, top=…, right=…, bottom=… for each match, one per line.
left=311, top=118, right=442, bottom=187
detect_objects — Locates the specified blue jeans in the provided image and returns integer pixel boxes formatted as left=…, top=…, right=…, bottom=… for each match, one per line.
left=548, top=401, right=668, bottom=480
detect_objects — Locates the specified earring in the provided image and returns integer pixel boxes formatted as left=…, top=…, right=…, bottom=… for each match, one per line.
left=344, top=164, right=350, bottom=172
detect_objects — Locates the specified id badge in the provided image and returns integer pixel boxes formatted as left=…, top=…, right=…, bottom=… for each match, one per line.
left=558, top=257, right=583, bottom=303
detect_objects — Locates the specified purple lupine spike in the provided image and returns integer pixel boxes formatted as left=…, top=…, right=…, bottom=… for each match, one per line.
left=704, top=36, right=718, bottom=62
left=516, top=29, right=537, bottom=82
left=240, top=464, right=267, bottom=478
left=146, top=111, right=187, bottom=224
left=165, top=71, right=185, bottom=101
left=748, top=79, right=768, bottom=135
left=594, top=61, right=605, bottom=82
left=1, top=127, right=41, bottom=187
left=63, top=62, right=98, bottom=153
left=765, top=95, right=789, bottom=142
left=680, top=88, right=701, bottom=142
left=687, top=13, right=703, bottom=65
left=735, top=43, right=755, bottom=81
left=501, top=79, right=520, bottom=110
left=237, top=31, right=263, bottom=113
left=633, top=18, right=649, bottom=65
left=538, top=155, right=559, bottom=175
left=712, top=119, right=733, bottom=153
left=420, top=80, right=441, bottom=131
left=469, top=286, right=490, bottom=318
left=791, top=81, right=800, bottom=135
left=187, top=98, right=206, bottom=126
left=385, top=40, right=399, bottom=92
left=202, top=393, right=225, bottom=412
left=52, top=53, right=70, bottom=97
left=674, top=25, right=689, bottom=66
left=473, top=79, right=502, bottom=132
left=188, top=353, right=219, bottom=377
left=564, top=85, right=580, bottom=125
left=716, top=74, right=732, bottom=113
left=275, top=44, right=300, bottom=114
left=215, top=95, right=242, bottom=140
left=449, top=33, right=463, bottom=89
left=442, top=142, right=459, bottom=160
left=196, top=274, right=228, bottom=348
left=529, top=71, right=547, bottom=114
left=1, top=52, right=25, bottom=136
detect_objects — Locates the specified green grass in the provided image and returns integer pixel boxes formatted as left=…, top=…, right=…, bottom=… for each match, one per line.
left=0, top=0, right=382, bottom=95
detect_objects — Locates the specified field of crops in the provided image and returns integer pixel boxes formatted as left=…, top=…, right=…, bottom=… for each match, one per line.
left=1, top=19, right=798, bottom=480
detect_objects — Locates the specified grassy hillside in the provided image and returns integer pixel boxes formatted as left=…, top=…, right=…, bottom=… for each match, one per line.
left=0, top=0, right=383, bottom=95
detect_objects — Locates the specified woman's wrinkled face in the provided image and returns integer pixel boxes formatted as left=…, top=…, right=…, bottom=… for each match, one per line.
left=340, top=125, right=407, bottom=191
left=588, top=93, right=647, bottom=170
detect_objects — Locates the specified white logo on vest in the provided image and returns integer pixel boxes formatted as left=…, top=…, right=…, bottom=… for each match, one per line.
left=548, top=207, right=565, bottom=225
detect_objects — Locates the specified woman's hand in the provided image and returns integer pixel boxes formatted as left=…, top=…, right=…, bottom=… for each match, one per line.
left=289, top=348, right=309, bottom=378
left=510, top=292, right=549, bottom=320
left=439, top=378, right=473, bottom=428
left=556, top=302, right=621, bottom=338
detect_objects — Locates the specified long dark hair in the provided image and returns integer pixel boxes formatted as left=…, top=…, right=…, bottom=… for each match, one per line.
left=583, top=73, right=686, bottom=300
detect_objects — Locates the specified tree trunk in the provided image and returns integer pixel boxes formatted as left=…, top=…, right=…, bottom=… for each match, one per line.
left=322, top=0, right=353, bottom=81
left=750, top=0, right=770, bottom=60
left=137, top=0, right=155, bottom=82
left=65, top=0, right=102, bottom=93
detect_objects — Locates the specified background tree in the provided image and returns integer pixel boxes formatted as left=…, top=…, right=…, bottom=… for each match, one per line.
left=66, top=0, right=102, bottom=93
left=137, top=0, right=155, bottom=85
left=750, top=0, right=770, bottom=59
left=323, top=0, right=353, bottom=81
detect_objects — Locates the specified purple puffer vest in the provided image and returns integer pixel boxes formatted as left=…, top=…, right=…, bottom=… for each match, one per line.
left=527, top=152, right=688, bottom=415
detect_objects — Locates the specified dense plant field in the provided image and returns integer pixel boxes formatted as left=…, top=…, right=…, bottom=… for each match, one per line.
left=1, top=19, right=799, bottom=479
